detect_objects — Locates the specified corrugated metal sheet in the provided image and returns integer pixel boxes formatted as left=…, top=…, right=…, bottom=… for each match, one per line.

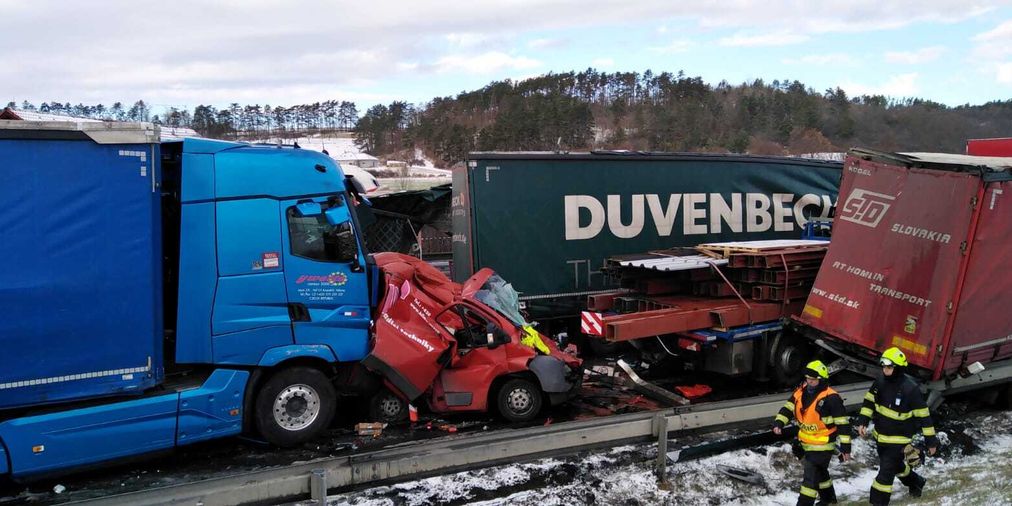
left=697, top=240, right=829, bottom=251
left=618, top=255, right=726, bottom=271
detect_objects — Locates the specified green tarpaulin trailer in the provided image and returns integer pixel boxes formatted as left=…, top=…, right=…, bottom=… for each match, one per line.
left=452, top=152, right=842, bottom=320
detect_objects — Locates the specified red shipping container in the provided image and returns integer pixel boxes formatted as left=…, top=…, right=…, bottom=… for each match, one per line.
left=798, top=150, right=1012, bottom=379
left=967, top=137, right=1012, bottom=157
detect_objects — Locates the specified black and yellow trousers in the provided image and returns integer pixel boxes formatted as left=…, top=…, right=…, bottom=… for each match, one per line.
left=797, top=449, right=837, bottom=506
left=869, top=443, right=924, bottom=505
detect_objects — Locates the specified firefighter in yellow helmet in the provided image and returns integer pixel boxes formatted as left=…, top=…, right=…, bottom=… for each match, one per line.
left=772, top=360, right=851, bottom=505
left=855, top=347, right=939, bottom=505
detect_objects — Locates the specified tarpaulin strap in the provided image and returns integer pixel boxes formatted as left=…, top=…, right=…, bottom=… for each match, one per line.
left=708, top=262, right=753, bottom=324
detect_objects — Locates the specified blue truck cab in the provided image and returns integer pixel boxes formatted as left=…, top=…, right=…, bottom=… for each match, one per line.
left=0, top=121, right=375, bottom=478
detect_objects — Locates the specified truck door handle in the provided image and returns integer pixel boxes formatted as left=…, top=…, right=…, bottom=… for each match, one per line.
left=288, top=303, right=311, bottom=322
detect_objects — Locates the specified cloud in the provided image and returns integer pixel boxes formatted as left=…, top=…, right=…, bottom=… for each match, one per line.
left=972, top=19, right=1012, bottom=59
left=718, top=31, right=809, bottom=47
left=970, top=21, right=1012, bottom=86
left=782, top=53, right=858, bottom=65
left=591, top=58, right=615, bottom=68
left=429, top=51, right=542, bottom=75
left=884, top=46, right=945, bottom=64
left=528, top=38, right=567, bottom=49
left=0, top=0, right=1004, bottom=107
left=648, top=39, right=694, bottom=54
left=841, top=73, right=920, bottom=97
left=997, top=63, right=1012, bottom=85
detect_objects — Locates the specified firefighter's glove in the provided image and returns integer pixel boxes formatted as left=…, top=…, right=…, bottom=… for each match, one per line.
left=903, top=444, right=925, bottom=469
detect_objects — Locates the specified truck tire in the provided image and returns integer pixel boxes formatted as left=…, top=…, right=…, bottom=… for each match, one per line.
left=496, top=378, right=543, bottom=422
left=255, top=367, right=336, bottom=447
left=369, top=388, right=408, bottom=424
left=771, top=335, right=810, bottom=387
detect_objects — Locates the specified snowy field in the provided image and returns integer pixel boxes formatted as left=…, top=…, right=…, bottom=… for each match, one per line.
left=255, top=134, right=451, bottom=194
left=318, top=406, right=1012, bottom=506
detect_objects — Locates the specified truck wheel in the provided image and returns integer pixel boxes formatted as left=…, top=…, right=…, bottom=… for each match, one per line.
left=496, top=378, right=543, bottom=422
left=772, top=335, right=809, bottom=386
left=369, top=388, right=408, bottom=424
left=255, top=367, right=336, bottom=447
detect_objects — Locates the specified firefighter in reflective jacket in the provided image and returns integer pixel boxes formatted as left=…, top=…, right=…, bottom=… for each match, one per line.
left=855, top=347, right=939, bottom=505
left=772, top=360, right=851, bottom=506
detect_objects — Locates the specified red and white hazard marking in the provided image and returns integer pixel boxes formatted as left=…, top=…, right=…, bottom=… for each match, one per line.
left=581, top=311, right=604, bottom=336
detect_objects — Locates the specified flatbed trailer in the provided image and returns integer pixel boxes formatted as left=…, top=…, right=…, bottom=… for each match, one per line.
left=580, top=240, right=829, bottom=382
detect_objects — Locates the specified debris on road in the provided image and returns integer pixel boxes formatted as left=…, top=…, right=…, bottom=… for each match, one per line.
left=355, top=422, right=387, bottom=437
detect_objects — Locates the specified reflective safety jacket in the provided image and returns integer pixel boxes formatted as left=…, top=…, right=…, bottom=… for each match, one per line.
left=772, top=382, right=852, bottom=452
left=855, top=374, right=939, bottom=447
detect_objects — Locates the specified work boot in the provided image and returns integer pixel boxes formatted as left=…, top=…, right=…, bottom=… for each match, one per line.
left=907, top=474, right=926, bottom=498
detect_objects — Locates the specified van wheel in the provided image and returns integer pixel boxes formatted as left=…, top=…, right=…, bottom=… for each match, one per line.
left=369, top=388, right=408, bottom=423
left=255, top=367, right=336, bottom=447
left=496, top=378, right=543, bottom=422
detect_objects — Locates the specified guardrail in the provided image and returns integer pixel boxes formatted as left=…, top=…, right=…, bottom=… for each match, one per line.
left=69, top=382, right=871, bottom=506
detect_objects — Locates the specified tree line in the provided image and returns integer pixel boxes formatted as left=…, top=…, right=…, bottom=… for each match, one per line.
left=6, top=99, right=359, bottom=140
left=9, top=68, right=1012, bottom=165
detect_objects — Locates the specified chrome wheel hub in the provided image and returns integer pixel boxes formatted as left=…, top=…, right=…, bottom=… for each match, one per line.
left=273, top=384, right=321, bottom=431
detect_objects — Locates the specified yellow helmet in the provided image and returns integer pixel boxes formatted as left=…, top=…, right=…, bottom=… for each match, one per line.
left=880, top=347, right=908, bottom=367
left=805, top=360, right=829, bottom=379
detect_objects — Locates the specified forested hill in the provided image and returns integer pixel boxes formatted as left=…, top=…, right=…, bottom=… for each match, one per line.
left=355, top=70, right=1012, bottom=165
left=10, top=70, right=1011, bottom=165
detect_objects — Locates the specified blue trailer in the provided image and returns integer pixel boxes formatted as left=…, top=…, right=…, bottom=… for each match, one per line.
left=0, top=121, right=377, bottom=478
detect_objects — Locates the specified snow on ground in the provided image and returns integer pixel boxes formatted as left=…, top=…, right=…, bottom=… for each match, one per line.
left=258, top=134, right=362, bottom=160
left=321, top=408, right=1012, bottom=506
left=257, top=134, right=449, bottom=175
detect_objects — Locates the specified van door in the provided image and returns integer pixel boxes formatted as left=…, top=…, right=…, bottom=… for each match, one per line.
left=280, top=195, right=371, bottom=362
left=362, top=273, right=454, bottom=401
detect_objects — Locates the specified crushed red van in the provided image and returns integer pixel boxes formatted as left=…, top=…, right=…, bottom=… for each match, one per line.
left=363, top=253, right=582, bottom=422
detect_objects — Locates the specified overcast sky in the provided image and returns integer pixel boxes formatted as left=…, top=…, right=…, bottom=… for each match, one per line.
left=2, top=0, right=1011, bottom=114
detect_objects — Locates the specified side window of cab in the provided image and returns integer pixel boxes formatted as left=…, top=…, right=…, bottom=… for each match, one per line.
left=437, top=301, right=514, bottom=350
left=286, top=200, right=357, bottom=263
left=436, top=305, right=496, bottom=349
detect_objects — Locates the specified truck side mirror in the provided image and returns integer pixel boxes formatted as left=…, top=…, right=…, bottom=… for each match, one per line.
left=295, top=201, right=322, bottom=217
left=324, top=205, right=348, bottom=226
